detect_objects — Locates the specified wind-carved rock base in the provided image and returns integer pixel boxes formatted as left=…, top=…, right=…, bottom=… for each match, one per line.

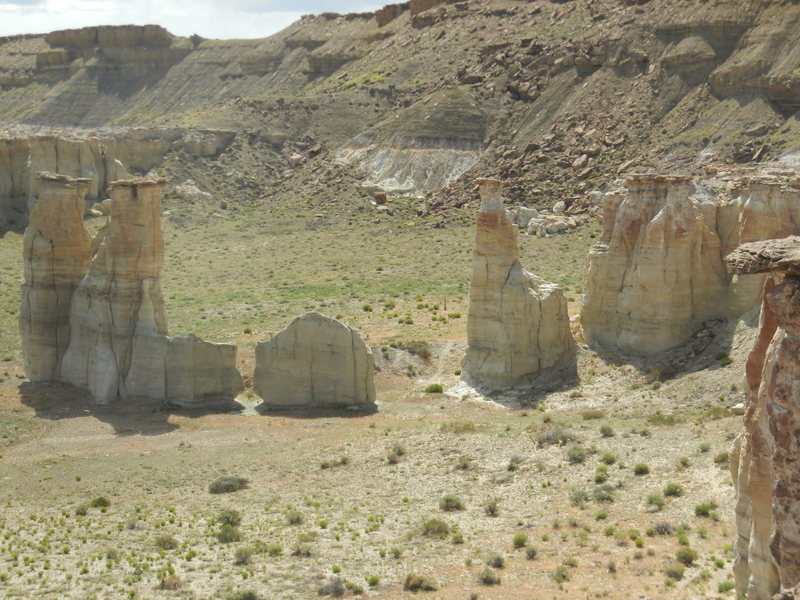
left=461, top=178, right=575, bottom=389
left=727, top=237, right=800, bottom=599
left=254, top=312, right=376, bottom=410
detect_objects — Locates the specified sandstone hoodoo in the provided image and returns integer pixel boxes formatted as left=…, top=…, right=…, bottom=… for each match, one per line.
left=461, top=178, right=575, bottom=389
left=582, top=173, right=800, bottom=356
left=727, top=237, right=800, bottom=600
left=59, top=176, right=243, bottom=406
left=254, top=312, right=376, bottom=410
left=19, top=172, right=92, bottom=382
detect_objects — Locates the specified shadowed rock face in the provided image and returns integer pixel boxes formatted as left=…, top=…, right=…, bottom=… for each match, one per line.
left=59, top=176, right=243, bottom=407
left=19, top=172, right=91, bottom=382
left=461, top=178, right=575, bottom=389
left=253, top=312, right=376, bottom=410
left=727, top=238, right=800, bottom=599
left=582, top=175, right=800, bottom=356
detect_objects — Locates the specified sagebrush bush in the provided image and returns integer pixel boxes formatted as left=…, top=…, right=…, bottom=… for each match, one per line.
left=209, top=476, right=249, bottom=494
left=439, top=494, right=465, bottom=512
left=403, top=573, right=437, bottom=591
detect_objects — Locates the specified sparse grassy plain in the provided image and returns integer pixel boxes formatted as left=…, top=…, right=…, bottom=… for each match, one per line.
left=0, top=148, right=747, bottom=599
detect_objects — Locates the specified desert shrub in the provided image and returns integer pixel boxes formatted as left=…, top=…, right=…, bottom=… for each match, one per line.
left=217, top=509, right=242, bottom=526
left=652, top=522, right=674, bottom=536
left=599, top=452, right=617, bottom=465
left=403, top=573, right=437, bottom=591
left=421, top=518, right=449, bottom=537
left=664, top=565, right=685, bottom=581
left=551, top=565, right=570, bottom=583
left=664, top=483, right=684, bottom=497
left=594, top=465, right=609, bottom=483
left=234, top=545, right=255, bottom=565
left=647, top=412, right=678, bottom=426
left=718, top=580, right=735, bottom=593
left=440, top=421, right=477, bottom=434
left=714, top=451, right=729, bottom=467
left=226, top=592, right=259, bottom=600
left=318, top=576, right=346, bottom=596
left=155, top=534, right=179, bottom=550
left=455, top=456, right=472, bottom=471
left=567, top=445, right=589, bottom=464
left=676, top=547, right=699, bottom=566
left=216, top=524, right=242, bottom=543
left=439, top=494, right=465, bottom=512
left=484, top=497, right=499, bottom=516
left=478, top=568, right=501, bottom=585
left=512, top=532, right=528, bottom=549
left=537, top=427, right=575, bottom=447
left=695, top=502, right=716, bottom=517
left=451, top=531, right=464, bottom=544
left=487, top=554, right=505, bottom=568
left=647, top=494, right=665, bottom=510
left=633, top=463, right=650, bottom=476
left=398, top=340, right=431, bottom=360
left=581, top=409, right=605, bottom=420
left=593, top=484, right=615, bottom=503
left=292, top=544, right=312, bottom=557
left=424, top=383, right=444, bottom=394
left=90, top=496, right=111, bottom=508
left=366, top=576, right=380, bottom=587
left=157, top=575, right=183, bottom=590
left=75, top=504, right=88, bottom=516
left=526, top=547, right=538, bottom=560
left=599, top=425, right=615, bottom=438
left=209, top=476, right=249, bottom=494
left=569, top=488, right=589, bottom=507
left=699, top=442, right=711, bottom=453
left=286, top=510, right=304, bottom=525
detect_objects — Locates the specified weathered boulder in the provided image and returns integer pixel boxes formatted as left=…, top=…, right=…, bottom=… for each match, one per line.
left=727, top=237, right=800, bottom=599
left=582, top=174, right=800, bottom=355
left=60, top=176, right=243, bottom=406
left=461, top=178, right=575, bottom=388
left=19, top=173, right=92, bottom=382
left=254, top=313, right=375, bottom=410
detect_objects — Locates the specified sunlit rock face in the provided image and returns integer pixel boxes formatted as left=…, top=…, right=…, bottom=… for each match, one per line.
left=461, top=178, right=575, bottom=389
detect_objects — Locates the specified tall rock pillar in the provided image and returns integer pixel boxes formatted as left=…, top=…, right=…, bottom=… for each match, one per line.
left=726, top=236, right=800, bottom=599
left=461, top=178, right=575, bottom=388
left=19, top=172, right=92, bottom=382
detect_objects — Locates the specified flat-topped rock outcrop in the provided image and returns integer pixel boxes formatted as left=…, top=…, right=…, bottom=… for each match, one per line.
left=582, top=173, right=800, bottom=355
left=727, top=237, right=800, bottom=599
left=58, top=176, right=243, bottom=407
left=19, top=172, right=92, bottom=382
left=461, top=178, right=575, bottom=389
left=254, top=312, right=376, bottom=410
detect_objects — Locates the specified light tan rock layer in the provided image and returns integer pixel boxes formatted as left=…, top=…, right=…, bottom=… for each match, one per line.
left=727, top=238, right=800, bottom=599
left=582, top=174, right=800, bottom=355
left=461, top=178, right=575, bottom=388
left=254, top=312, right=376, bottom=410
left=19, top=173, right=92, bottom=382
left=59, top=177, right=243, bottom=406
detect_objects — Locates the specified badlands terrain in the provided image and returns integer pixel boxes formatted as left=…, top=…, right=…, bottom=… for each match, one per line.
left=1, top=0, right=800, bottom=598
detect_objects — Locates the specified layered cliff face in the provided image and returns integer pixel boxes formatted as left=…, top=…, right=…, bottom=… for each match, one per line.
left=19, top=173, right=91, bottom=382
left=58, top=177, right=243, bottom=406
left=254, top=312, right=376, bottom=410
left=726, top=237, right=800, bottom=599
left=461, top=178, right=575, bottom=389
left=582, top=172, right=800, bottom=355
left=0, top=128, right=234, bottom=230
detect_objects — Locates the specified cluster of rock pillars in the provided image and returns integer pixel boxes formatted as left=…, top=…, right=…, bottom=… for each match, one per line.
left=18, top=170, right=800, bottom=599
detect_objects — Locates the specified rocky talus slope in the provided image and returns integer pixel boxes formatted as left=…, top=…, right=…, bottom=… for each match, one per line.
left=2, top=1, right=800, bottom=228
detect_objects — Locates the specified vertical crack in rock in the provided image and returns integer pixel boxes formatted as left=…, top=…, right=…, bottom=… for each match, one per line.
left=19, top=172, right=91, bottom=382
left=59, top=175, right=243, bottom=407
left=461, top=177, right=575, bottom=390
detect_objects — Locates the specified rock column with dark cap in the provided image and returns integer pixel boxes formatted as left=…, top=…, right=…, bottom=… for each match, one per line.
left=461, top=177, right=575, bottom=388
